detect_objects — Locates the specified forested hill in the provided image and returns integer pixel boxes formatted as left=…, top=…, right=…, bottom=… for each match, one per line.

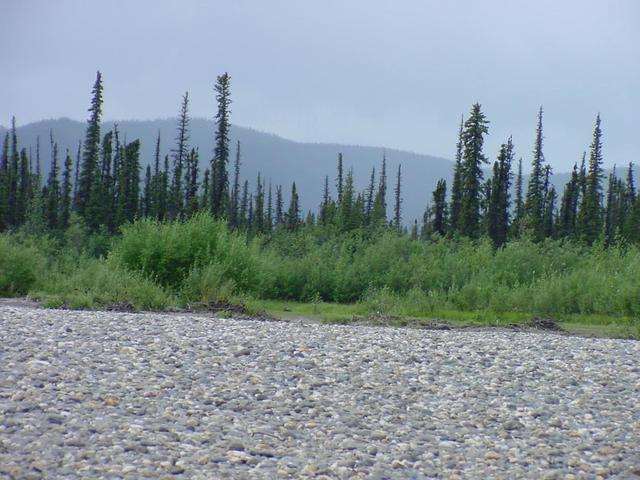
left=0, top=118, right=453, bottom=223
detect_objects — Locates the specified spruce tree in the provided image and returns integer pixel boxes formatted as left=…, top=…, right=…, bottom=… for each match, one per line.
left=254, top=173, right=265, bottom=233
left=44, top=140, right=60, bottom=229
left=285, top=182, right=300, bottom=231
left=273, top=185, right=282, bottom=228
left=320, top=175, right=331, bottom=225
left=626, top=162, right=636, bottom=203
left=410, top=219, right=419, bottom=240
left=211, top=73, right=232, bottom=218
left=6, top=117, right=19, bottom=226
left=371, top=153, right=387, bottom=225
left=558, top=163, right=580, bottom=238
left=169, top=92, right=190, bottom=219
left=577, top=114, right=604, bottom=244
left=266, top=182, right=273, bottom=232
left=543, top=186, right=556, bottom=239
left=523, top=107, right=546, bottom=240
left=240, top=180, right=249, bottom=230
left=116, top=140, right=141, bottom=226
left=76, top=71, right=103, bottom=218
left=458, top=103, right=490, bottom=238
left=17, top=147, right=31, bottom=226
left=578, top=152, right=587, bottom=200
left=229, top=141, right=241, bottom=228
left=160, top=155, right=170, bottom=220
left=73, top=140, right=81, bottom=208
left=60, top=149, right=73, bottom=229
left=431, top=179, right=448, bottom=237
left=34, top=137, right=41, bottom=186
left=449, top=115, right=464, bottom=233
left=247, top=194, right=254, bottom=237
left=200, top=168, right=210, bottom=213
left=187, top=148, right=200, bottom=216
left=337, top=169, right=355, bottom=231
left=487, top=138, right=513, bottom=247
left=0, top=132, right=8, bottom=230
left=394, top=164, right=402, bottom=231
left=604, top=171, right=618, bottom=246
left=142, top=165, right=152, bottom=217
left=149, top=131, right=162, bottom=219
left=365, top=166, right=375, bottom=224
left=511, top=157, right=524, bottom=238
left=86, top=131, right=113, bottom=230
left=336, top=153, right=344, bottom=205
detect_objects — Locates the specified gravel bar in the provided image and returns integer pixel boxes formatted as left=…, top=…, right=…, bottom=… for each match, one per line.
left=1, top=305, right=639, bottom=479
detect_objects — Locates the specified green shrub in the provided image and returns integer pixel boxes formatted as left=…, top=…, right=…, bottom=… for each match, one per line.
left=0, top=236, right=46, bottom=296
left=33, top=257, right=170, bottom=310
left=111, top=213, right=259, bottom=290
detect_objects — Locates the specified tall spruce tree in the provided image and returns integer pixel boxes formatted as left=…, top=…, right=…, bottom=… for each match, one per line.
left=371, top=154, right=387, bottom=225
left=320, top=175, right=331, bottom=225
left=17, top=147, right=31, bottom=225
left=365, top=166, right=375, bottom=225
left=142, top=165, right=152, bottom=217
left=487, top=138, right=513, bottom=247
left=229, top=141, right=241, bottom=228
left=76, top=71, right=103, bottom=218
left=266, top=182, right=273, bottom=231
left=44, top=140, right=60, bottom=229
left=626, top=162, right=636, bottom=203
left=0, top=132, right=8, bottom=230
left=523, top=107, right=546, bottom=240
left=211, top=72, right=232, bottom=218
left=6, top=117, right=19, bottom=226
left=169, top=92, right=190, bottom=219
left=458, top=103, right=490, bottom=238
left=60, top=149, right=73, bottom=229
left=254, top=173, right=265, bottom=233
left=337, top=169, right=356, bottom=231
left=274, top=184, right=283, bottom=228
left=393, top=164, right=402, bottom=230
left=186, top=148, right=200, bottom=216
left=430, top=179, right=448, bottom=237
left=240, top=180, right=249, bottom=230
left=449, top=115, right=464, bottom=233
left=285, top=182, right=300, bottom=231
left=336, top=153, right=344, bottom=205
left=558, top=162, right=580, bottom=238
left=116, top=140, right=141, bottom=226
left=511, top=157, right=524, bottom=237
left=577, top=113, right=604, bottom=244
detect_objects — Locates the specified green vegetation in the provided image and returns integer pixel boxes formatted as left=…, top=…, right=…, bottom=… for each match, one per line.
left=1, top=72, right=639, bottom=339
left=1, top=215, right=638, bottom=338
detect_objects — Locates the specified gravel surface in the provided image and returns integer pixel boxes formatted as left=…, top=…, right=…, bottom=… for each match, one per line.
left=1, top=305, right=639, bottom=479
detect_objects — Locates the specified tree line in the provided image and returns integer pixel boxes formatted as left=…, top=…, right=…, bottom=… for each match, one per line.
left=425, top=105, right=639, bottom=247
left=1, top=72, right=638, bottom=247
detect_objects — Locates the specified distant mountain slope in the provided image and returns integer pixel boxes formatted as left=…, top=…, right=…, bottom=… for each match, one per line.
left=1, top=118, right=454, bottom=223
left=1, top=119, right=636, bottom=224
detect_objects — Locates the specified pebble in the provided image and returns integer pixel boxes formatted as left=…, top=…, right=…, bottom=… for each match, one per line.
left=0, top=305, right=639, bottom=479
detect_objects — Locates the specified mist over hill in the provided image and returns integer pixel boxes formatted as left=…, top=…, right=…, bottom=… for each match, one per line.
left=1, top=119, right=636, bottom=225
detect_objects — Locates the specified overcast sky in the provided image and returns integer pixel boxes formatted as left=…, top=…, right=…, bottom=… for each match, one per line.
left=1, top=0, right=638, bottom=172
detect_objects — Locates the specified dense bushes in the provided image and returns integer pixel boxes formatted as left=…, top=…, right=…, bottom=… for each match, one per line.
left=0, top=235, right=46, bottom=296
left=1, top=216, right=639, bottom=319
left=111, top=214, right=259, bottom=292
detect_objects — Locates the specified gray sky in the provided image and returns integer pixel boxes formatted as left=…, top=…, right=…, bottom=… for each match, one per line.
left=1, top=0, right=638, bottom=172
